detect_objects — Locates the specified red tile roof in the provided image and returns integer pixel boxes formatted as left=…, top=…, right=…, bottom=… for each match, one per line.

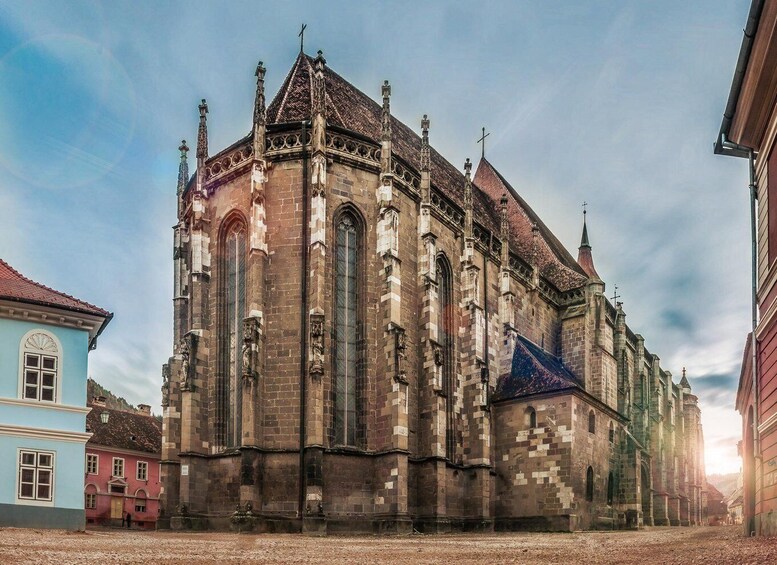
left=0, top=259, right=109, bottom=317
left=267, top=53, right=587, bottom=292
left=87, top=406, right=161, bottom=454
left=474, top=158, right=589, bottom=291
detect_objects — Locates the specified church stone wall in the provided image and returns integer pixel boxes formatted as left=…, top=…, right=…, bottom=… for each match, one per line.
left=493, top=395, right=577, bottom=531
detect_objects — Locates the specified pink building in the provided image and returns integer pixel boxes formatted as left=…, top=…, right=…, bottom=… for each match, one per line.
left=85, top=399, right=162, bottom=529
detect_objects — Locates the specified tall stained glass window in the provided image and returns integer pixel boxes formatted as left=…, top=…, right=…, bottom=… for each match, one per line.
left=223, top=222, right=246, bottom=448
left=335, top=213, right=359, bottom=446
left=437, top=256, right=455, bottom=460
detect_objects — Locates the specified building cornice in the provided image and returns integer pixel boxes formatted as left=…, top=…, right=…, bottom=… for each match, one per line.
left=0, top=299, right=106, bottom=344
left=0, top=396, right=90, bottom=414
left=0, top=423, right=92, bottom=443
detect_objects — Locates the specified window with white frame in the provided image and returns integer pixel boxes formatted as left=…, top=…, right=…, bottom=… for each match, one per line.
left=17, top=450, right=54, bottom=503
left=85, top=492, right=96, bottom=509
left=86, top=453, right=98, bottom=475
left=135, top=490, right=147, bottom=513
left=20, top=331, right=60, bottom=403
left=137, top=461, right=148, bottom=481
left=112, top=457, right=124, bottom=478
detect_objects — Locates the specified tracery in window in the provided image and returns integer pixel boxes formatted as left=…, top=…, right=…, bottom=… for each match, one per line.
left=334, top=212, right=361, bottom=446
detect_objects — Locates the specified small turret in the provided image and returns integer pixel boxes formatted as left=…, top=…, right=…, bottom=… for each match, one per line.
left=577, top=208, right=601, bottom=280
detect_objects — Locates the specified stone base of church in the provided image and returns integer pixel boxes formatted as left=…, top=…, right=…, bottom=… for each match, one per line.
left=372, top=515, right=413, bottom=535
left=412, top=517, right=452, bottom=534
left=170, top=514, right=209, bottom=531
left=495, top=514, right=578, bottom=532
left=653, top=517, right=670, bottom=526
left=302, top=515, right=327, bottom=536
left=669, top=519, right=681, bottom=526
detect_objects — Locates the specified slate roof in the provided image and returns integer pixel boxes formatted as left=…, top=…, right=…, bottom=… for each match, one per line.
left=493, top=335, right=583, bottom=402
left=473, top=158, right=589, bottom=291
left=0, top=259, right=110, bottom=317
left=266, top=53, right=589, bottom=292
left=87, top=405, right=162, bottom=455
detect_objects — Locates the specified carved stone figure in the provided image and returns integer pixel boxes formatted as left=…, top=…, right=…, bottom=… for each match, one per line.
left=242, top=317, right=260, bottom=385
left=309, top=314, right=325, bottom=378
left=161, top=364, right=171, bottom=407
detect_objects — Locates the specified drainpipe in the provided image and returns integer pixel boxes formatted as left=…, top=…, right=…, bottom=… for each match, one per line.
left=721, top=134, right=760, bottom=530
left=298, top=120, right=310, bottom=519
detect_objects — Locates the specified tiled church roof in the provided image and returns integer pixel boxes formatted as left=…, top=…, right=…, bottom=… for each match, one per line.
left=266, top=53, right=586, bottom=292
left=493, top=335, right=583, bottom=402
left=474, top=158, right=589, bottom=291
left=87, top=405, right=162, bottom=454
left=0, top=259, right=110, bottom=317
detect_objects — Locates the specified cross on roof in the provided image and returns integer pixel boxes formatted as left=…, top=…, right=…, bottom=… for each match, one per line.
left=298, top=23, right=307, bottom=53
left=611, top=284, right=619, bottom=304
left=582, top=201, right=588, bottom=216
left=477, top=127, right=490, bottom=159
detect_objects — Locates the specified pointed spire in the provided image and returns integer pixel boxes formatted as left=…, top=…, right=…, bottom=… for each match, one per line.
left=464, top=158, right=473, bottom=237
left=680, top=367, right=691, bottom=391
left=500, top=194, right=509, bottom=239
left=420, top=114, right=430, bottom=172
left=312, top=50, right=326, bottom=117
left=177, top=139, right=189, bottom=195
left=581, top=208, right=591, bottom=248
left=253, top=61, right=267, bottom=157
left=196, top=99, right=208, bottom=162
left=381, top=80, right=392, bottom=142
left=500, top=193, right=510, bottom=265
left=254, top=61, right=266, bottom=127
left=577, top=205, right=601, bottom=280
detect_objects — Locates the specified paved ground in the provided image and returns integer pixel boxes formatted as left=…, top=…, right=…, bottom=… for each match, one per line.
left=0, top=525, right=775, bottom=564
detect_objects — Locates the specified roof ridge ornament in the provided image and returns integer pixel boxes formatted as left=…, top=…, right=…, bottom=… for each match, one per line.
left=477, top=127, right=490, bottom=160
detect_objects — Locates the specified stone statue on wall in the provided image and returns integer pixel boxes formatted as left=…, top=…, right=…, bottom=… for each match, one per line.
left=393, top=326, right=408, bottom=385
left=242, top=317, right=260, bottom=385
left=179, top=333, right=197, bottom=392
left=309, top=314, right=325, bottom=379
left=161, top=363, right=171, bottom=407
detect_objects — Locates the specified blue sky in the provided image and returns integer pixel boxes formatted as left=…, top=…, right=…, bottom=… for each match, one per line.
left=0, top=1, right=752, bottom=474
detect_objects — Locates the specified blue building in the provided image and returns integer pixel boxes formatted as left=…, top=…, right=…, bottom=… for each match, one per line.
left=0, top=259, right=111, bottom=529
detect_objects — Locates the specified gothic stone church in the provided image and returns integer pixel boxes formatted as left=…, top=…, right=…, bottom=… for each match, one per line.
left=160, top=51, right=707, bottom=533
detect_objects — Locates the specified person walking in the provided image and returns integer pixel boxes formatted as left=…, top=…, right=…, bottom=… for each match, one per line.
left=126, top=512, right=132, bottom=529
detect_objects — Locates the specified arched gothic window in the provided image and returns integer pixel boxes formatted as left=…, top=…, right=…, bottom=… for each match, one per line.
left=20, top=330, right=60, bottom=403
left=607, top=471, right=615, bottom=505
left=588, top=410, right=596, bottom=434
left=219, top=219, right=246, bottom=448
left=437, top=255, right=455, bottom=460
left=609, top=422, right=615, bottom=443
left=334, top=211, right=362, bottom=446
left=525, top=406, right=537, bottom=429
left=586, top=466, right=594, bottom=502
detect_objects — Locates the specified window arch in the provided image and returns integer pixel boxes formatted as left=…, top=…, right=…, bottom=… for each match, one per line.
left=437, top=254, right=455, bottom=460
left=134, top=488, right=147, bottom=513
left=334, top=208, right=364, bottom=446
left=608, top=421, right=614, bottom=443
left=607, top=471, right=615, bottom=505
left=586, top=466, right=594, bottom=502
left=19, top=330, right=61, bottom=403
left=218, top=214, right=247, bottom=449
left=525, top=406, right=537, bottom=429
left=588, top=410, right=596, bottom=434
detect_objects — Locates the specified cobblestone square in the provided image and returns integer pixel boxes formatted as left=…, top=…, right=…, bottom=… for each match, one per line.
left=1, top=526, right=776, bottom=564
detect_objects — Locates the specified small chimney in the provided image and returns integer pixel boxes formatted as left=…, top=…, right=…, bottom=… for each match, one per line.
left=92, top=396, right=106, bottom=407
left=137, top=404, right=151, bottom=416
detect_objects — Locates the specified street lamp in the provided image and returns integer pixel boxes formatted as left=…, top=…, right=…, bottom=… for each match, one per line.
left=100, top=412, right=109, bottom=424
